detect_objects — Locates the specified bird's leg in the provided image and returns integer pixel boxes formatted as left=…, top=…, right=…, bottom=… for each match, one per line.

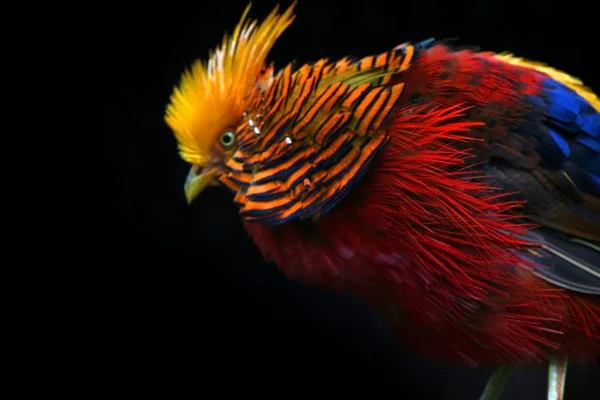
left=479, top=366, right=514, bottom=400
left=547, top=357, right=568, bottom=400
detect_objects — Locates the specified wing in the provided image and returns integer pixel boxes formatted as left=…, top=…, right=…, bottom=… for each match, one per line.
left=218, top=40, right=433, bottom=225
left=394, top=44, right=599, bottom=294
left=482, top=55, right=600, bottom=294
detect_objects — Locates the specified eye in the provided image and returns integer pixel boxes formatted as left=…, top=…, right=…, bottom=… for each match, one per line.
left=219, top=131, right=236, bottom=148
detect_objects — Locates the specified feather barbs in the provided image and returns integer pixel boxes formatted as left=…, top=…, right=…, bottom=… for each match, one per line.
left=217, top=43, right=428, bottom=225
left=164, top=2, right=296, bottom=165
left=494, top=53, right=600, bottom=112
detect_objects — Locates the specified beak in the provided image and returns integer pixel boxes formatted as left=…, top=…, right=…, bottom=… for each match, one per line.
left=184, top=165, right=218, bottom=204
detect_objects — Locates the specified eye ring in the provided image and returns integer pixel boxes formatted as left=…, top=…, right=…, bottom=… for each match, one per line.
left=220, top=131, right=236, bottom=148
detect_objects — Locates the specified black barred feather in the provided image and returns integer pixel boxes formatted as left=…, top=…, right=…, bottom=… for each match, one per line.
left=218, top=40, right=432, bottom=224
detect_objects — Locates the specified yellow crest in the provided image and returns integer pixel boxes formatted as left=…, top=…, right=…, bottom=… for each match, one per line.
left=164, top=2, right=296, bottom=165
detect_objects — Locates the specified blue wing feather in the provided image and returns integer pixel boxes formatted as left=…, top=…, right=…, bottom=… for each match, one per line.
left=518, top=77, right=600, bottom=293
left=537, top=77, right=600, bottom=196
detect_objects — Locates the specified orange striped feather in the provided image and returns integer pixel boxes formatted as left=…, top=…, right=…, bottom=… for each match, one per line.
left=221, top=43, right=422, bottom=224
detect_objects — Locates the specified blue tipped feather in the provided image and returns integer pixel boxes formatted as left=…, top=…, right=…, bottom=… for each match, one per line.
left=582, top=113, right=600, bottom=137
left=416, top=38, right=436, bottom=50
left=546, top=128, right=571, bottom=158
left=576, top=135, right=600, bottom=153
left=545, top=83, right=581, bottom=124
left=592, top=173, right=600, bottom=187
left=534, top=77, right=600, bottom=194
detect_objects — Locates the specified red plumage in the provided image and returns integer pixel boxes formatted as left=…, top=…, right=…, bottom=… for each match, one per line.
left=244, top=46, right=600, bottom=367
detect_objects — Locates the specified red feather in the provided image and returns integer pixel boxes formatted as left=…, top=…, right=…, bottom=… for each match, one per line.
left=243, top=47, right=600, bottom=367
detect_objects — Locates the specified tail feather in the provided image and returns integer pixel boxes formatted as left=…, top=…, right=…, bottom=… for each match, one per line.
left=522, top=228, right=600, bottom=295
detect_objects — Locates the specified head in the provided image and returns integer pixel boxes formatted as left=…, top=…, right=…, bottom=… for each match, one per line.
left=164, top=2, right=296, bottom=204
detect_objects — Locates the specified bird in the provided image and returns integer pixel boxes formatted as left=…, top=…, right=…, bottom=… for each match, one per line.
left=164, top=3, right=600, bottom=399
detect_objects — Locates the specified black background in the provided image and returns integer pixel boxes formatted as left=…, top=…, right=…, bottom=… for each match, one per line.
left=106, top=0, right=599, bottom=397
